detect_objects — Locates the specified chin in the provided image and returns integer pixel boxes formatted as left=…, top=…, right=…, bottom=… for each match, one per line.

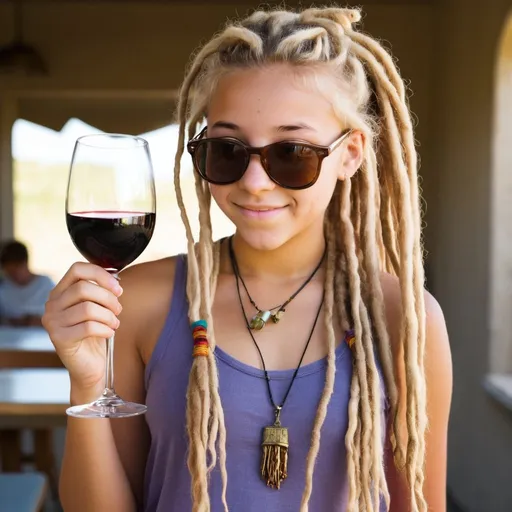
left=235, top=228, right=292, bottom=252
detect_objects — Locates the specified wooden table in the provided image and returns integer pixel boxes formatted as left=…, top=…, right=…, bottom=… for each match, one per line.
left=0, top=327, right=62, bottom=369
left=0, top=368, right=69, bottom=500
left=0, top=368, right=70, bottom=421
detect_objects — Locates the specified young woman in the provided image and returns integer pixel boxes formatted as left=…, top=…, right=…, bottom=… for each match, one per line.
left=43, top=6, right=452, bottom=512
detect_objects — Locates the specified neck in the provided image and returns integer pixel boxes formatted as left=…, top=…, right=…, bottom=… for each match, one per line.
left=224, top=226, right=326, bottom=283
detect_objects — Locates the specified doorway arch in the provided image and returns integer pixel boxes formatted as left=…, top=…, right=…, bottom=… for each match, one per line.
left=490, top=13, right=512, bottom=373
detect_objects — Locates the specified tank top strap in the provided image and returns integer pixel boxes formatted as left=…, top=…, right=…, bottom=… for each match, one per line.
left=172, top=253, right=188, bottom=310
left=144, top=254, right=188, bottom=389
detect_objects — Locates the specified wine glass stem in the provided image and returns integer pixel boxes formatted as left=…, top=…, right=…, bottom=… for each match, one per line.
left=104, top=334, right=116, bottom=396
left=103, top=271, right=119, bottom=398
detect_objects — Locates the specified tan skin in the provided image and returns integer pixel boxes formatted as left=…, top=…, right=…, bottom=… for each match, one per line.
left=42, top=65, right=452, bottom=511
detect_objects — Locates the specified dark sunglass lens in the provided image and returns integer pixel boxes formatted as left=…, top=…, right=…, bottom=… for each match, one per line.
left=267, top=143, right=319, bottom=188
left=195, top=140, right=247, bottom=183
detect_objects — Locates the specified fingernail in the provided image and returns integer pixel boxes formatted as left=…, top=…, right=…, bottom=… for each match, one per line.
left=114, top=284, right=123, bottom=296
left=116, top=318, right=121, bottom=328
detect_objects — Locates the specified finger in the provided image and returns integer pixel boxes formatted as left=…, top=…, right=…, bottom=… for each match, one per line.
left=52, top=321, right=116, bottom=346
left=54, top=281, right=122, bottom=315
left=61, top=302, right=120, bottom=331
left=51, top=262, right=122, bottom=299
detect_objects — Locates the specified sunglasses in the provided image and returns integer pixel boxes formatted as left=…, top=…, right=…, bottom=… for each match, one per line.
left=187, top=127, right=352, bottom=190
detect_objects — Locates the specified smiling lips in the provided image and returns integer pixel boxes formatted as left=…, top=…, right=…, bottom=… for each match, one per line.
left=236, top=204, right=287, bottom=219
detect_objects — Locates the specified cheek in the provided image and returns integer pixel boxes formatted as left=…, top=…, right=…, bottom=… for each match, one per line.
left=209, top=184, right=231, bottom=213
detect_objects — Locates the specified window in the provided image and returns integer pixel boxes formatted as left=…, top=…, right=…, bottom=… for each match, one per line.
left=12, top=118, right=234, bottom=283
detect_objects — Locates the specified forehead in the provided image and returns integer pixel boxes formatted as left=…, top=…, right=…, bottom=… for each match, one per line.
left=207, top=64, right=340, bottom=131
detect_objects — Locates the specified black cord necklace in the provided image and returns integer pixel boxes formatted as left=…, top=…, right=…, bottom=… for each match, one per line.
left=228, top=239, right=324, bottom=490
left=229, top=237, right=325, bottom=330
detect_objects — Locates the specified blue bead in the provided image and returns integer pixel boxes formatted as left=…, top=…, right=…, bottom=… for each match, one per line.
left=191, top=319, right=208, bottom=330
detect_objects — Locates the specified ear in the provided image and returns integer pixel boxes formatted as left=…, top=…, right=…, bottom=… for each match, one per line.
left=338, top=130, right=365, bottom=181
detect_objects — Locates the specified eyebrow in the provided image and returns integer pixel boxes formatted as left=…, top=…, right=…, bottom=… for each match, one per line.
left=211, top=121, right=239, bottom=130
left=210, top=121, right=317, bottom=132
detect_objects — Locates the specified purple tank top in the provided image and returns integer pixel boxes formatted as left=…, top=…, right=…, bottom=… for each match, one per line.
left=143, top=255, right=388, bottom=511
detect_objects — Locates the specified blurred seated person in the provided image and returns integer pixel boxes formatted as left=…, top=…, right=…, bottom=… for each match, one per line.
left=0, top=241, right=54, bottom=327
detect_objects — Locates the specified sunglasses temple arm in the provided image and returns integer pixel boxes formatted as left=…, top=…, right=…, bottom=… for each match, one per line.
left=329, top=130, right=353, bottom=152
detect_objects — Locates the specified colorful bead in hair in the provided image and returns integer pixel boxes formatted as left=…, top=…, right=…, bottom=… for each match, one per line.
left=345, top=329, right=356, bottom=349
left=192, top=320, right=209, bottom=357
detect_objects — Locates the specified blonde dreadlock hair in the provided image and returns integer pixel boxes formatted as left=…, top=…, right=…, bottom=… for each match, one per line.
left=173, top=6, right=427, bottom=512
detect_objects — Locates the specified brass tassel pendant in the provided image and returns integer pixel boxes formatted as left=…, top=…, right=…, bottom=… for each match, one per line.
left=261, top=407, right=289, bottom=489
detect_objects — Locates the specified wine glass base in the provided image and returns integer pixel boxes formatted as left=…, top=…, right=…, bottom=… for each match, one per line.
left=66, top=397, right=147, bottom=419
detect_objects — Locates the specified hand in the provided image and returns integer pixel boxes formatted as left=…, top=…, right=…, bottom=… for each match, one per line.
left=42, top=262, right=123, bottom=394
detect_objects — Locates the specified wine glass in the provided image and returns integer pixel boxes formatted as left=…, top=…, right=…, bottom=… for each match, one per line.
left=65, top=133, right=156, bottom=418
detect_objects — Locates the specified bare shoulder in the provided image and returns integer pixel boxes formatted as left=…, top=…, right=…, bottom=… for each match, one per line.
left=118, top=256, right=180, bottom=363
left=379, top=271, right=452, bottom=411
left=379, top=272, right=450, bottom=360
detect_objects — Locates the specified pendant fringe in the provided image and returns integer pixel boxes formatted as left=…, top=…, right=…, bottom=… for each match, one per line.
left=261, top=424, right=289, bottom=489
left=261, top=444, right=288, bottom=489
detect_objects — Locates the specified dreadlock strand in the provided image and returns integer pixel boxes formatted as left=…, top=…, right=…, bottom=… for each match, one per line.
left=362, top=149, right=401, bottom=503
left=353, top=401, right=363, bottom=509
left=381, top=194, right=401, bottom=276
left=186, top=364, right=211, bottom=511
left=378, top=95, right=424, bottom=510
left=376, top=139, right=401, bottom=276
left=345, top=173, right=381, bottom=507
left=346, top=373, right=362, bottom=511
left=331, top=188, right=351, bottom=332
left=349, top=31, right=406, bottom=101
left=340, top=177, right=375, bottom=510
left=176, top=86, right=211, bottom=511
left=300, top=218, right=337, bottom=511
left=349, top=38, right=426, bottom=496
left=195, top=180, right=229, bottom=511
left=356, top=152, right=396, bottom=510
left=360, top=146, right=399, bottom=434
left=348, top=39, right=426, bottom=375
left=355, top=39, right=426, bottom=387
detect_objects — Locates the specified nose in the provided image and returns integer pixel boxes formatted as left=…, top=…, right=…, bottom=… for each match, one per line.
left=238, top=154, right=275, bottom=194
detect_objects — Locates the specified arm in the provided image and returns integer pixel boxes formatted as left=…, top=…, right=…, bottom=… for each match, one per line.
left=60, top=338, right=148, bottom=512
left=45, top=259, right=175, bottom=512
left=58, top=269, right=147, bottom=512
left=383, top=279, right=453, bottom=511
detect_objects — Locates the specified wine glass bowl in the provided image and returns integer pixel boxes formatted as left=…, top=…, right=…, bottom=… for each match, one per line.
left=66, top=211, right=156, bottom=274
left=65, top=133, right=156, bottom=418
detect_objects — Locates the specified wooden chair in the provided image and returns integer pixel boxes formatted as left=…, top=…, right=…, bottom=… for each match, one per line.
left=0, top=428, right=58, bottom=501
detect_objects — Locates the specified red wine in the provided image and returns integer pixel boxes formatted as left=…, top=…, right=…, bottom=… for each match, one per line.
left=67, top=211, right=156, bottom=271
